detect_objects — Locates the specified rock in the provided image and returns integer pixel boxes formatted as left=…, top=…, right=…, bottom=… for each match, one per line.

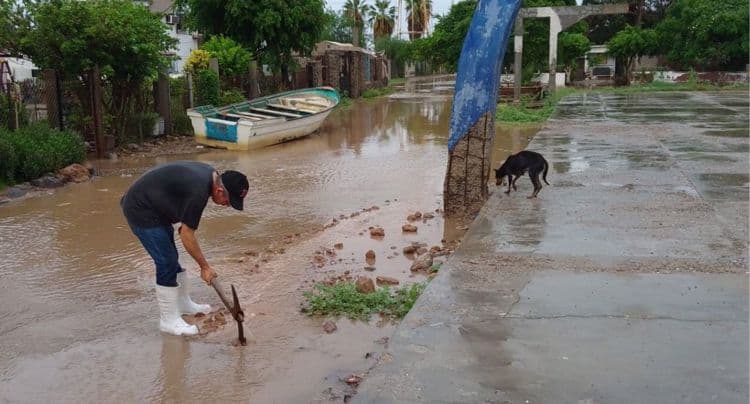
left=413, top=211, right=422, bottom=219
left=334, top=242, right=344, bottom=249
left=365, top=250, right=376, bottom=260
left=402, top=224, right=418, bottom=233
left=355, top=276, right=375, bottom=294
left=107, top=152, right=118, bottom=160
left=344, top=374, right=362, bottom=386
left=417, top=247, right=429, bottom=255
left=58, top=164, right=91, bottom=183
left=244, top=250, right=258, bottom=256
left=369, top=227, right=385, bottom=237
left=403, top=245, right=417, bottom=254
left=31, top=174, right=64, bottom=188
left=376, top=276, right=399, bottom=286
left=410, top=254, right=434, bottom=272
left=364, top=266, right=376, bottom=271
left=323, top=320, right=337, bottom=334
left=127, top=143, right=141, bottom=151
left=5, top=186, right=27, bottom=199
left=423, top=212, right=435, bottom=219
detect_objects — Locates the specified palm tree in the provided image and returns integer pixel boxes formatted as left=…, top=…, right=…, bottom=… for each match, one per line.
left=405, top=0, right=431, bottom=40
left=343, top=0, right=370, bottom=47
left=369, top=0, right=396, bottom=41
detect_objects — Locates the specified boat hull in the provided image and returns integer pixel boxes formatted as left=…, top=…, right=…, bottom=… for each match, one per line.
left=187, top=87, right=339, bottom=151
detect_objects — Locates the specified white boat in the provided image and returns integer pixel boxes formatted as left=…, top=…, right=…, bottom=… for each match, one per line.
left=187, top=87, right=340, bottom=150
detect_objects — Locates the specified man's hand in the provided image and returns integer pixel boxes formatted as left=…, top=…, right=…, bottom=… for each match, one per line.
left=201, top=266, right=217, bottom=285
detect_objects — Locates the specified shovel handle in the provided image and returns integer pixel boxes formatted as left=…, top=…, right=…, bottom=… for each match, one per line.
left=211, top=278, right=234, bottom=313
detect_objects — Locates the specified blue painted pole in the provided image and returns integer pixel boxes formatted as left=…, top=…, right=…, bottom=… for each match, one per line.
left=444, top=0, right=522, bottom=217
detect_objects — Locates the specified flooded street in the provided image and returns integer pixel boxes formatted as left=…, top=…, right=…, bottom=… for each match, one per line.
left=0, top=96, right=535, bottom=403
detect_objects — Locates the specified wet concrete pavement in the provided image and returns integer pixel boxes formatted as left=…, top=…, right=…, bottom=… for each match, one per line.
left=355, top=91, right=749, bottom=403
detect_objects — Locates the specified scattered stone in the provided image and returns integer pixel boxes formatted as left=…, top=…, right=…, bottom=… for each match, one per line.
left=403, top=245, right=417, bottom=254
left=5, top=186, right=27, bottom=199
left=237, top=257, right=245, bottom=263
left=244, top=250, right=258, bottom=256
left=350, top=212, right=360, bottom=218
left=423, top=212, right=435, bottom=219
left=402, top=224, right=418, bottom=233
left=374, top=336, right=389, bottom=345
left=58, top=164, right=91, bottom=183
left=416, top=247, right=428, bottom=255
left=344, top=375, right=362, bottom=386
left=365, top=250, right=376, bottom=260
left=364, top=266, right=376, bottom=271
left=410, top=254, right=434, bottom=272
left=323, top=320, right=337, bottom=334
left=31, top=174, right=64, bottom=188
left=355, top=276, right=375, bottom=294
left=127, top=143, right=141, bottom=151
left=376, top=276, right=399, bottom=286
left=370, top=227, right=385, bottom=237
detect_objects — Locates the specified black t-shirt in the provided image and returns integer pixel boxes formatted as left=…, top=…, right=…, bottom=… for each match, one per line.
left=121, top=161, right=214, bottom=229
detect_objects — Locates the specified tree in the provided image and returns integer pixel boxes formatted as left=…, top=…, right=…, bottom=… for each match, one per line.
left=322, top=8, right=354, bottom=44
left=344, top=0, right=369, bottom=48
left=22, top=0, right=176, bottom=142
left=558, top=32, right=591, bottom=83
left=405, top=0, right=432, bottom=39
left=201, top=35, right=252, bottom=78
left=0, top=0, right=36, bottom=56
left=656, top=0, right=748, bottom=70
left=370, top=0, right=396, bottom=41
left=422, top=0, right=477, bottom=71
left=607, top=25, right=657, bottom=83
left=182, top=0, right=327, bottom=87
left=375, top=37, right=415, bottom=77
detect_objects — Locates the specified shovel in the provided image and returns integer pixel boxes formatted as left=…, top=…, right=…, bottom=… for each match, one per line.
left=210, top=278, right=247, bottom=346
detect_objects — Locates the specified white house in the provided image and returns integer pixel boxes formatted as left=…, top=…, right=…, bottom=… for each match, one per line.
left=145, top=0, right=200, bottom=74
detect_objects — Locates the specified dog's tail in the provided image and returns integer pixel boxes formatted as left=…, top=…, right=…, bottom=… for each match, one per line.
left=542, top=158, right=550, bottom=185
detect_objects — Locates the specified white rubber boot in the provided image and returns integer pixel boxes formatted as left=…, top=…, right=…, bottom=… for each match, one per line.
left=176, top=271, right=211, bottom=315
left=156, top=284, right=199, bottom=336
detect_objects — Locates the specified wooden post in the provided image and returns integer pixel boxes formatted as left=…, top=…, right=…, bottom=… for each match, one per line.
left=154, top=72, right=172, bottom=136
left=89, top=66, right=105, bottom=158
left=248, top=60, right=259, bottom=99
left=513, top=16, right=523, bottom=104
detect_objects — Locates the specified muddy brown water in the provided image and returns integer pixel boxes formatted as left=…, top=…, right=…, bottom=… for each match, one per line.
left=0, top=96, right=535, bottom=403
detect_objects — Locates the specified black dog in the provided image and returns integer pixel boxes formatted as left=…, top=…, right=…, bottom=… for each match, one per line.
left=494, top=150, right=550, bottom=198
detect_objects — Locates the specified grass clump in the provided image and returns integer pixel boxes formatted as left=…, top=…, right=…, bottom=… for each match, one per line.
left=303, top=281, right=426, bottom=321
left=496, top=87, right=577, bottom=125
left=362, top=85, right=395, bottom=99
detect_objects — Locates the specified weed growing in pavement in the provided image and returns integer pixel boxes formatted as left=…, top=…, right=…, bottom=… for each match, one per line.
left=302, top=281, right=426, bottom=321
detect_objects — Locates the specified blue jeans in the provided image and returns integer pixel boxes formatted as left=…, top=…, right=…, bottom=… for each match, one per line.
left=129, top=223, right=184, bottom=287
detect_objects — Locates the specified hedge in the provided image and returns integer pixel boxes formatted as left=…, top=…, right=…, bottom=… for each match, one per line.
left=0, top=123, right=86, bottom=185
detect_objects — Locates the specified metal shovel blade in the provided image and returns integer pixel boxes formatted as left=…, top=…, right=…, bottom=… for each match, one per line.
left=211, top=278, right=247, bottom=346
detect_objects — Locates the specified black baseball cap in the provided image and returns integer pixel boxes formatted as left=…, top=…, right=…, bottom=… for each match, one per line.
left=221, top=170, right=249, bottom=210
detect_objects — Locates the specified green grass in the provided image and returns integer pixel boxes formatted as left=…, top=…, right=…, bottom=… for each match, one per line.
left=389, top=77, right=406, bottom=86
left=496, top=87, right=577, bottom=125
left=362, top=85, right=396, bottom=99
left=302, top=281, right=426, bottom=321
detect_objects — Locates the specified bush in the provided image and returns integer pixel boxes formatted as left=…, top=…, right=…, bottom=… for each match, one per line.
left=220, top=88, right=246, bottom=105
left=0, top=123, right=85, bottom=184
left=194, top=69, right=220, bottom=107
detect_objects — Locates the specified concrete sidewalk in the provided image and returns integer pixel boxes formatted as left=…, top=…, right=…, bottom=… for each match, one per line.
left=355, top=91, right=749, bottom=404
